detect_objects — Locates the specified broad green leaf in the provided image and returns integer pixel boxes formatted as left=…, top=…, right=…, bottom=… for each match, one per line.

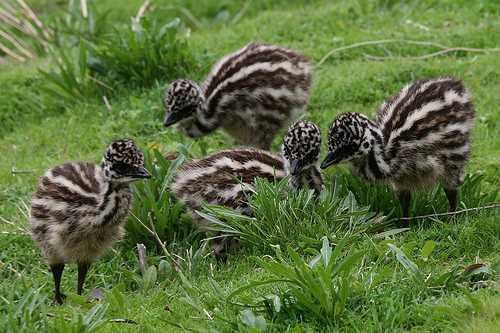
left=241, top=309, right=267, bottom=332
left=308, top=253, right=322, bottom=268
left=420, top=240, right=437, bottom=261
left=331, top=251, right=364, bottom=277
left=388, top=244, right=423, bottom=279
left=320, top=236, right=332, bottom=267
left=158, top=259, right=172, bottom=277
left=271, top=294, right=281, bottom=313
left=228, top=279, right=292, bottom=300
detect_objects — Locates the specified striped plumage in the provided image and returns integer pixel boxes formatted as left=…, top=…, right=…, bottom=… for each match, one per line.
left=163, top=42, right=312, bottom=149
left=172, top=121, right=323, bottom=256
left=172, top=149, right=284, bottom=257
left=321, top=77, right=475, bottom=219
left=172, top=149, right=286, bottom=215
left=30, top=139, right=150, bottom=304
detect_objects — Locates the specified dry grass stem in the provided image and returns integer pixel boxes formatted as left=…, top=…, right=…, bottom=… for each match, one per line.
left=128, top=210, right=179, bottom=271
left=15, top=0, right=50, bottom=39
left=80, top=0, right=88, bottom=19
left=103, top=96, right=112, bottom=112
left=0, top=40, right=25, bottom=61
left=136, top=0, right=151, bottom=21
left=318, top=39, right=500, bottom=66
left=11, top=167, right=35, bottom=174
left=400, top=203, right=500, bottom=221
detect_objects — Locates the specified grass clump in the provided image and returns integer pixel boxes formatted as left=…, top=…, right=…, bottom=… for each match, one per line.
left=40, top=12, right=195, bottom=103
left=331, top=170, right=498, bottom=218
left=0, top=286, right=109, bottom=333
left=231, top=237, right=366, bottom=325
left=126, top=146, right=198, bottom=252
left=0, top=288, right=49, bottom=333
left=49, top=0, right=112, bottom=46
left=90, top=17, right=195, bottom=88
left=201, top=177, right=389, bottom=254
left=38, top=42, right=105, bottom=103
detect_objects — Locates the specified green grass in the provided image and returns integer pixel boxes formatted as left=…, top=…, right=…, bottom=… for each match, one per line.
left=1, top=0, right=499, bottom=332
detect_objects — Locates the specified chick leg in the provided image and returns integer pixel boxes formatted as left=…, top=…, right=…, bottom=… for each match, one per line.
left=397, top=191, right=412, bottom=227
left=444, top=188, right=458, bottom=212
left=397, top=191, right=411, bottom=218
left=77, top=262, right=90, bottom=295
left=50, top=263, right=65, bottom=305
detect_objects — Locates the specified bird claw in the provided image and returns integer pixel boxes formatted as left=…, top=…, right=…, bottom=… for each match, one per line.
left=53, top=293, right=66, bottom=305
left=397, top=218, right=410, bottom=228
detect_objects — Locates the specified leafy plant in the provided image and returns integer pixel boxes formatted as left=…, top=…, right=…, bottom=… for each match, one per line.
left=0, top=288, right=49, bottom=333
left=336, top=171, right=498, bottom=218
left=239, top=309, right=267, bottom=333
left=229, top=237, right=365, bottom=324
left=200, top=177, right=390, bottom=253
left=38, top=41, right=110, bottom=102
left=386, top=243, right=494, bottom=292
left=90, top=17, right=195, bottom=87
left=126, top=146, right=198, bottom=253
left=49, top=0, right=112, bottom=47
left=39, top=8, right=194, bottom=104
left=48, top=304, right=109, bottom=333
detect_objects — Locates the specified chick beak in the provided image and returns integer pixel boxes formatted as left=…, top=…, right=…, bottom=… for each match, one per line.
left=164, top=113, right=179, bottom=127
left=289, top=160, right=301, bottom=176
left=320, top=152, right=340, bottom=170
left=132, top=166, right=151, bottom=179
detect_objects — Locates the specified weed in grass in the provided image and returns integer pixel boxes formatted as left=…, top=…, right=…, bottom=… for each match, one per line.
left=48, top=303, right=109, bottom=333
left=331, top=170, right=499, bottom=218
left=200, top=177, right=390, bottom=254
left=49, top=0, right=112, bottom=47
left=126, top=146, right=198, bottom=252
left=90, top=17, right=195, bottom=88
left=0, top=288, right=49, bottom=333
left=178, top=236, right=368, bottom=330
left=0, top=286, right=110, bottom=333
left=386, top=242, right=496, bottom=293
left=39, top=12, right=195, bottom=103
left=231, top=237, right=366, bottom=325
left=38, top=41, right=109, bottom=103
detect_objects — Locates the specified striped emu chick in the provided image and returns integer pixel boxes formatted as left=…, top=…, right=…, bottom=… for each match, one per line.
left=30, top=139, right=150, bottom=304
left=163, top=42, right=312, bottom=149
left=171, top=121, right=323, bottom=257
left=282, top=120, right=324, bottom=195
left=321, top=77, right=475, bottom=220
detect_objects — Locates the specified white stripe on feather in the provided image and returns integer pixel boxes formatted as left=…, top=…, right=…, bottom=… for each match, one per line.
left=386, top=90, right=470, bottom=148
left=205, top=61, right=307, bottom=103
left=172, top=152, right=284, bottom=190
